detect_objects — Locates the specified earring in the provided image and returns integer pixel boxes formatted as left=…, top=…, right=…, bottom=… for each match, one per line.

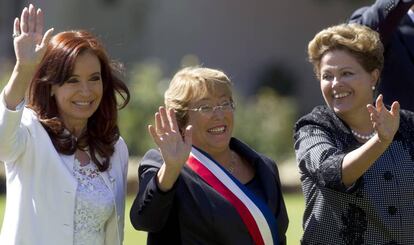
left=371, top=86, right=375, bottom=91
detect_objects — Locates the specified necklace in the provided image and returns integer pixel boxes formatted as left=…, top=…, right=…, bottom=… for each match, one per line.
left=351, top=129, right=376, bottom=141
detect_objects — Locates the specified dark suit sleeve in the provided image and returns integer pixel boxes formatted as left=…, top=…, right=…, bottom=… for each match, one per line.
left=129, top=149, right=177, bottom=232
left=349, top=0, right=414, bottom=45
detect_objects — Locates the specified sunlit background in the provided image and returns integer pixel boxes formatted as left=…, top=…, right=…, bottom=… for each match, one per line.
left=0, top=0, right=372, bottom=244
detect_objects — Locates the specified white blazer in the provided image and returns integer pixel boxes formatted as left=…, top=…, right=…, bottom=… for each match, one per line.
left=0, top=92, right=128, bottom=245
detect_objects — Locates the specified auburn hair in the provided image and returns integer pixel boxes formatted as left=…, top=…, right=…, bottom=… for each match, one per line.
left=27, top=30, right=130, bottom=171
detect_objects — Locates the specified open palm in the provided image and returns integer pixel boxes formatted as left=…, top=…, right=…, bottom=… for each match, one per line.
left=13, top=4, right=53, bottom=66
left=148, top=107, right=192, bottom=170
left=367, top=94, right=400, bottom=143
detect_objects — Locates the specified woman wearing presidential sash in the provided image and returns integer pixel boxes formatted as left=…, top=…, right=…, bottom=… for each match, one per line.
left=130, top=67, right=288, bottom=244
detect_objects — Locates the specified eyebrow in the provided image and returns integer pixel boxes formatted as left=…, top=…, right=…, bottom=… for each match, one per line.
left=322, top=66, right=354, bottom=71
left=69, top=72, right=101, bottom=78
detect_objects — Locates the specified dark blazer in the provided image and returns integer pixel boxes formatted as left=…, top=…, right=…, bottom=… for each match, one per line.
left=130, top=137, right=288, bottom=245
left=349, top=0, right=414, bottom=111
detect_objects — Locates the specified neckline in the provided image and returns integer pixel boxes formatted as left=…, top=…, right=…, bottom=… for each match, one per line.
left=74, top=157, right=91, bottom=168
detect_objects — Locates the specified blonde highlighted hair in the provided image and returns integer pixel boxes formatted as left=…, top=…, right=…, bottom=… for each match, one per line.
left=308, top=23, right=384, bottom=79
left=165, top=66, right=233, bottom=129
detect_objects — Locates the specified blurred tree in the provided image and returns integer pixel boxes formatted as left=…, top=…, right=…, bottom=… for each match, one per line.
left=0, top=62, right=12, bottom=91
left=233, top=87, right=297, bottom=162
left=118, top=61, right=165, bottom=157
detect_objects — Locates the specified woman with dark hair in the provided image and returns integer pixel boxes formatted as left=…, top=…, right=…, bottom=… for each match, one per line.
left=0, top=4, right=130, bottom=245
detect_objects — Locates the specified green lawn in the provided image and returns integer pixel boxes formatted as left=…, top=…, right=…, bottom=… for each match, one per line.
left=0, top=193, right=304, bottom=244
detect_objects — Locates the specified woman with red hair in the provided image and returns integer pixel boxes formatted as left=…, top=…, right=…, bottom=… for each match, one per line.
left=0, top=4, right=130, bottom=245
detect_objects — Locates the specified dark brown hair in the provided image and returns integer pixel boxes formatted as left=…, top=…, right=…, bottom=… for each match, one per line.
left=27, top=30, right=130, bottom=171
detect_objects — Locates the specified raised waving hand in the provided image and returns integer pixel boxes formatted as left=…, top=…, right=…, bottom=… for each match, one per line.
left=4, top=4, right=54, bottom=110
left=148, top=107, right=192, bottom=191
left=13, top=4, right=54, bottom=66
left=366, top=94, right=400, bottom=144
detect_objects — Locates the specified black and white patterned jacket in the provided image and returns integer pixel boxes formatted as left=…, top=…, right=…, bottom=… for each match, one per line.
left=294, top=105, right=414, bottom=245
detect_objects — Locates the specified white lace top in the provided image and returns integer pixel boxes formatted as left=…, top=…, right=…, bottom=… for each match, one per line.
left=72, top=158, right=114, bottom=245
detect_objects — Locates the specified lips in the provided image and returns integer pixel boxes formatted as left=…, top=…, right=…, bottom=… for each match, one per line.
left=72, top=100, right=93, bottom=106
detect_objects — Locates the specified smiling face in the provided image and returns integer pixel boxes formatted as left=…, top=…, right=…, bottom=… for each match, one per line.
left=51, top=51, right=103, bottom=131
left=320, top=49, right=379, bottom=118
left=186, top=88, right=234, bottom=156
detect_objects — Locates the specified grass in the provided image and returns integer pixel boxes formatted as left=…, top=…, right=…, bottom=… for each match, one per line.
left=284, top=192, right=305, bottom=244
left=0, top=192, right=304, bottom=244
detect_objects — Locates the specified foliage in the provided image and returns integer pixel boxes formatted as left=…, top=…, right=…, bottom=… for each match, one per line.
left=233, top=87, right=297, bottom=162
left=0, top=62, right=13, bottom=90
left=118, top=61, right=166, bottom=157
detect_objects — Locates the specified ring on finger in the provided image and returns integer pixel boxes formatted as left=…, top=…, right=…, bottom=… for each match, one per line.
left=12, top=32, right=20, bottom=38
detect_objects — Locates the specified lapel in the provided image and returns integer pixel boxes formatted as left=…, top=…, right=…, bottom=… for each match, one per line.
left=231, top=138, right=278, bottom=213
left=254, top=157, right=278, bottom=214
left=399, top=15, right=414, bottom=62
left=59, top=154, right=75, bottom=173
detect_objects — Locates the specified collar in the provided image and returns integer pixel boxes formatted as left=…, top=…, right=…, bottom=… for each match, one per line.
left=228, top=137, right=280, bottom=213
left=295, top=105, right=352, bottom=136
left=229, top=137, right=262, bottom=165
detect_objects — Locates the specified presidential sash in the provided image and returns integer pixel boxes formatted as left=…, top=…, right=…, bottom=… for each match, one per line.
left=186, top=146, right=279, bottom=245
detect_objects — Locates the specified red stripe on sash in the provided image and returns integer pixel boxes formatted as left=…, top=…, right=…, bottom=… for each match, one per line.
left=187, top=156, right=265, bottom=245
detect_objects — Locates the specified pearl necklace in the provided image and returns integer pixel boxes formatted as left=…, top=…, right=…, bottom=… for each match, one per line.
left=351, top=129, right=376, bottom=140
